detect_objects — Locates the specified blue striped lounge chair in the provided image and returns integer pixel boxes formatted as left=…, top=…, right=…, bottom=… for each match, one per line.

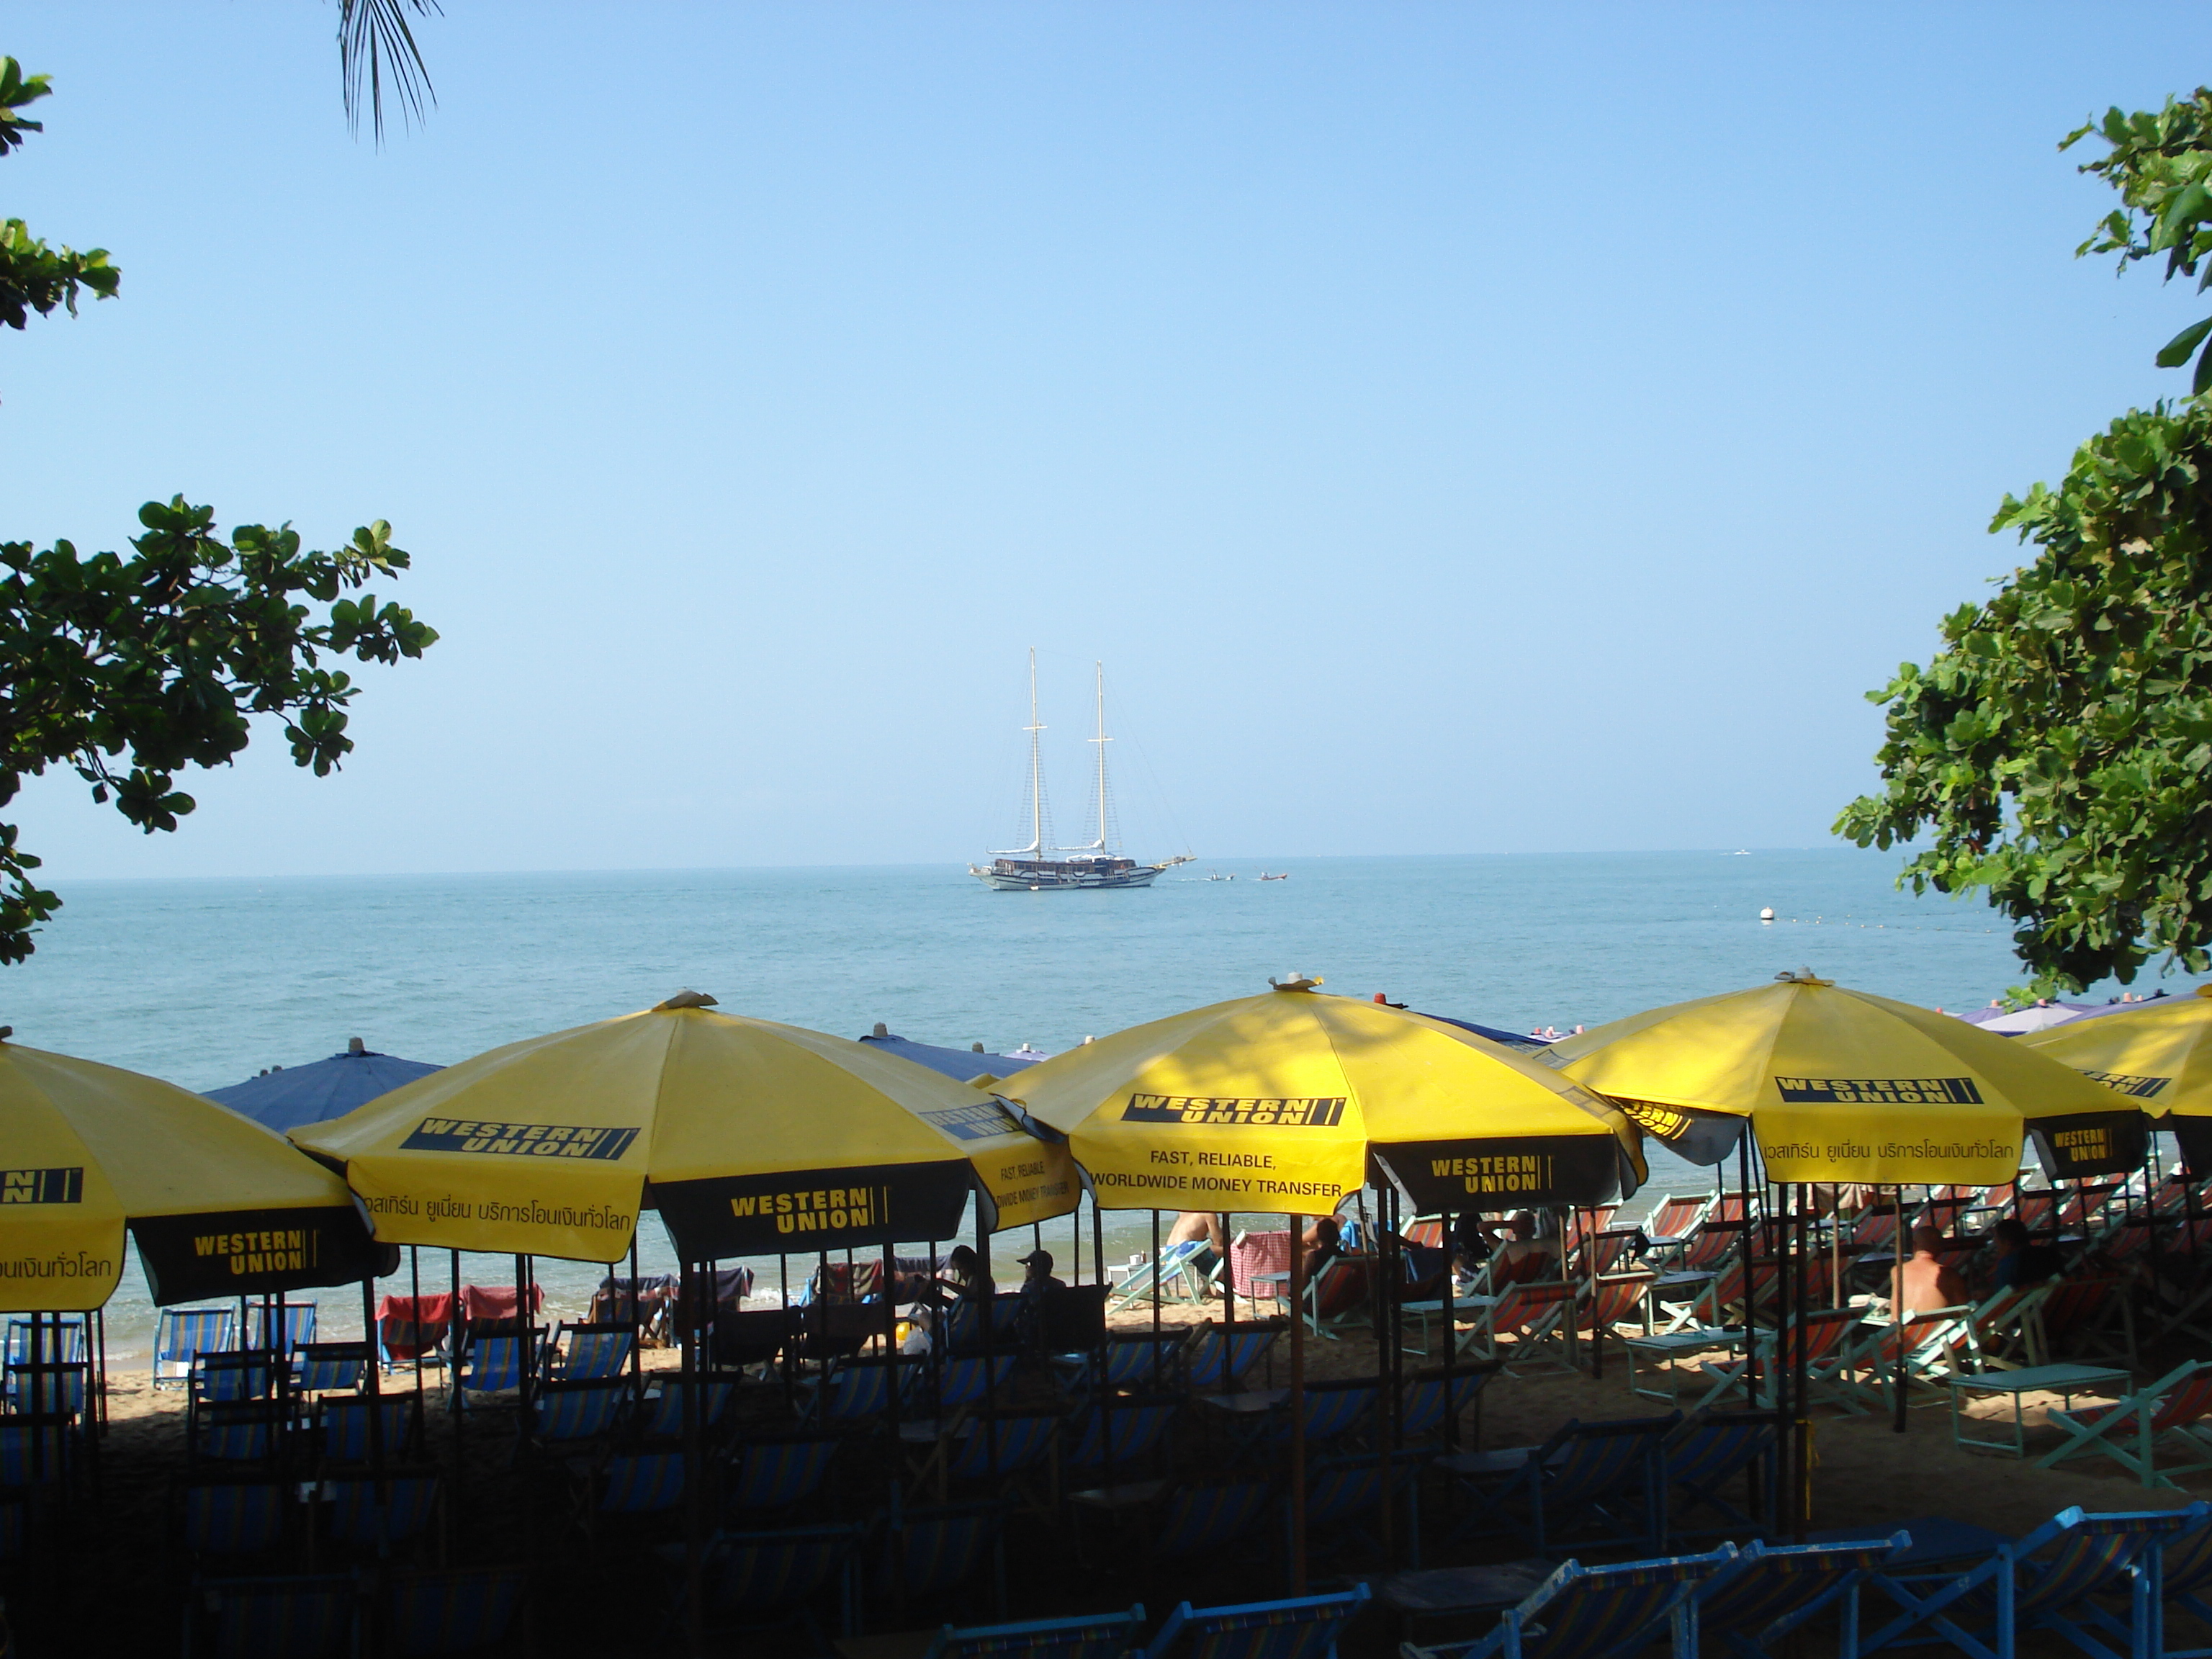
left=1153, top=1481, right=1272, bottom=1560
left=1400, top=1370, right=1491, bottom=1443
left=180, top=1481, right=291, bottom=1560
left=454, top=1334, right=529, bottom=1399
left=182, top=1573, right=359, bottom=1659
left=1265, top=1378, right=1379, bottom=1449
left=1681, top=1533, right=1907, bottom=1655
left=1441, top=1413, right=1680, bottom=1552
left=1141, top=1583, right=1371, bottom=1659
left=1183, top=1326, right=1277, bottom=1390
left=193, top=1352, right=277, bottom=1405
left=292, top=1344, right=368, bottom=1397
left=325, top=1475, right=441, bottom=1555
left=1858, top=1503, right=2211, bottom=1658
left=2155, top=1505, right=2212, bottom=1658
left=601, top=1451, right=687, bottom=1516
left=940, top=1411, right=1059, bottom=1493
left=639, top=1377, right=737, bottom=1440
left=806, top=1359, right=895, bottom=1426
left=1061, top=1398, right=1180, bottom=1476
left=726, top=1437, right=839, bottom=1517
left=1110, top=1239, right=1211, bottom=1313
left=546, top=1321, right=633, bottom=1382
left=1663, top=1412, right=1777, bottom=1542
left=156, top=1308, right=236, bottom=1390
left=868, top=1498, right=1009, bottom=1611
left=918, top=1604, right=1147, bottom=1659
left=527, top=1380, right=627, bottom=1447
left=1406, top=1546, right=1737, bottom=1659
left=244, top=1304, right=318, bottom=1355
left=696, top=1522, right=865, bottom=1645
left=0, top=1421, right=73, bottom=1486
left=385, top=1565, right=529, bottom=1658
left=923, top=1354, right=1020, bottom=1414
left=5, top=1318, right=86, bottom=1367
left=192, top=1403, right=286, bottom=1465
left=1296, top=1452, right=1426, bottom=1572
left=4, top=1361, right=86, bottom=1421
left=317, top=1396, right=420, bottom=1466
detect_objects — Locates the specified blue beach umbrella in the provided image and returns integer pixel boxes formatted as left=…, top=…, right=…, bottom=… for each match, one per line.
left=857, top=1023, right=1045, bottom=1084
left=206, top=1038, right=442, bottom=1134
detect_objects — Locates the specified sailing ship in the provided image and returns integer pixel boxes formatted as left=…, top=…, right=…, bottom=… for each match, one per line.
left=970, top=654, right=1194, bottom=892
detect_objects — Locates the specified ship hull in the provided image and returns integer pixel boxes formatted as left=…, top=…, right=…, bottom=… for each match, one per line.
left=970, top=863, right=1164, bottom=891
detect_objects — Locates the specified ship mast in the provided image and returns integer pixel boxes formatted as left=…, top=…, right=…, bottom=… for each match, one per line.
left=1025, top=647, right=1046, bottom=856
left=1088, top=661, right=1112, bottom=851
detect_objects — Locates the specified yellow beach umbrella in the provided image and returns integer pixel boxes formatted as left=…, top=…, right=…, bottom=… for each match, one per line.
left=1545, top=971, right=2141, bottom=1183
left=0, top=1037, right=389, bottom=1313
left=1002, top=978, right=1645, bottom=1215
left=292, top=993, right=1079, bottom=1263
left=2023, top=987, right=2212, bottom=1169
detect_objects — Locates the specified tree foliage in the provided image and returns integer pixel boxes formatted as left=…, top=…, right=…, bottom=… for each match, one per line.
left=340, top=0, right=439, bottom=143
left=0, top=61, right=115, bottom=339
left=2069, top=91, right=2212, bottom=392
left=0, top=63, right=434, bottom=963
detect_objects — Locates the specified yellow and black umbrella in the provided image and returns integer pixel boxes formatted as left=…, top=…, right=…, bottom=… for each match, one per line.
left=0, top=1037, right=389, bottom=1313
left=2023, top=987, right=2212, bottom=1171
left=1002, top=978, right=1645, bottom=1216
left=1543, top=971, right=2141, bottom=1183
left=292, top=993, right=1079, bottom=1263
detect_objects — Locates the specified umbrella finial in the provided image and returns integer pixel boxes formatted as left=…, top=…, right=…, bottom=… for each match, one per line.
left=872, top=1022, right=889, bottom=1038
left=347, top=1037, right=365, bottom=1055
left=1269, top=973, right=1322, bottom=992
left=654, top=990, right=719, bottom=1011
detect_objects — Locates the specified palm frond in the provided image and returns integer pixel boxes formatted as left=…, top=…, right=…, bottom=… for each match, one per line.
left=338, top=0, right=441, bottom=143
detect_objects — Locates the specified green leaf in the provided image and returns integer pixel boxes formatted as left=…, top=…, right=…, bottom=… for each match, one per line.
left=2157, top=315, right=2212, bottom=368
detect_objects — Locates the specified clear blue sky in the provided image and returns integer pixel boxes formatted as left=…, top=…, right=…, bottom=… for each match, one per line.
left=4, top=4, right=2208, bottom=876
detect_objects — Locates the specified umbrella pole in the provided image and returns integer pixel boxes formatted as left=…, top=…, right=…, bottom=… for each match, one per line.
left=1830, top=1194, right=1843, bottom=1309
left=1440, top=1202, right=1457, bottom=1455
left=1218, top=1212, right=1234, bottom=1400
left=1094, top=1197, right=1112, bottom=1501
left=1287, top=1213, right=1308, bottom=1595
left=629, top=1233, right=644, bottom=1410
left=1150, top=1209, right=1162, bottom=1393
left=449, top=1249, right=463, bottom=1517
left=883, top=1240, right=900, bottom=1449
left=410, top=1247, right=424, bottom=1406
left=1372, top=1188, right=1393, bottom=1564
left=1559, top=1207, right=1576, bottom=1372
left=1891, top=1185, right=1907, bottom=1434
left=1737, top=1138, right=1758, bottom=1408
left=682, top=1258, right=704, bottom=1658
left=1793, top=1182, right=1810, bottom=1537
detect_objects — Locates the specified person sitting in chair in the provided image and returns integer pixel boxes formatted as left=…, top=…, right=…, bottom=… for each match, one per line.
left=1013, top=1248, right=1066, bottom=1346
left=1889, top=1225, right=1970, bottom=1313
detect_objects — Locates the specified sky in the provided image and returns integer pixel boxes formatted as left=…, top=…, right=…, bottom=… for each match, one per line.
left=4, top=4, right=2209, bottom=877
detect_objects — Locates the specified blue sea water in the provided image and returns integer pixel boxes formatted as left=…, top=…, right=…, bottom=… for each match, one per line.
left=8, top=849, right=2188, bottom=1355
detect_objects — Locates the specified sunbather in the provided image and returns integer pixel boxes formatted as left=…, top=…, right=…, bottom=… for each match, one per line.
left=1889, top=1225, right=1969, bottom=1313
left=1991, top=1218, right=2063, bottom=1290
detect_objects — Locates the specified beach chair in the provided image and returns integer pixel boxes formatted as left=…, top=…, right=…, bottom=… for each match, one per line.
left=244, top=1303, right=318, bottom=1355
left=2034, top=1359, right=2212, bottom=1488
left=691, top=1522, right=864, bottom=1646
left=156, top=1307, right=236, bottom=1389
left=1297, top=1452, right=1426, bottom=1573
left=1646, top=1256, right=1747, bottom=1339
left=598, top=1450, right=687, bottom=1518
left=324, top=1473, right=441, bottom=1555
left=4, top=1359, right=86, bottom=1421
left=2154, top=1509, right=2212, bottom=1658
left=1060, top=1397, right=1182, bottom=1478
left=194, top=1351, right=277, bottom=1404
left=1675, top=1218, right=1750, bottom=1275
left=636, top=1375, right=738, bottom=1441
left=803, top=1356, right=919, bottom=1426
left=180, top=1479, right=292, bottom=1561
left=1833, top=1306, right=1976, bottom=1414
left=2031, top=1275, right=2138, bottom=1369
left=316, top=1395, right=420, bottom=1466
left=4, top=1316, right=86, bottom=1370
left=867, top=1497, right=1009, bottom=1618
left=292, top=1343, right=367, bottom=1397
left=920, top=1353, right=1021, bottom=1416
left=1400, top=1369, right=1491, bottom=1443
left=932, top=1411, right=1060, bottom=1502
left=1461, top=1281, right=1575, bottom=1372
left=1403, top=1545, right=1736, bottom=1659
left=0, top=1419, right=74, bottom=1486
left=384, top=1565, right=528, bottom=1657
left=727, top=1435, right=840, bottom=1517
left=1152, top=1480, right=1272, bottom=1560
left=523, top=1378, right=628, bottom=1447
left=181, top=1573, right=360, bottom=1659
left=543, top=1321, right=633, bottom=1382
left=1183, top=1323, right=1280, bottom=1390
left=1689, top=1306, right=1866, bottom=1414
left=1858, top=1503, right=2206, bottom=1659
left=1300, top=1254, right=1378, bottom=1339
left=1255, top=1377, right=1379, bottom=1453
left=1965, top=1285, right=2050, bottom=1372
left=1140, top=1583, right=1371, bottom=1659
left=1641, top=1195, right=1714, bottom=1263
left=1056, top=1329, right=1190, bottom=1396
left=375, top=1295, right=456, bottom=1371
left=452, top=1333, right=529, bottom=1399
left=1573, top=1229, right=1643, bottom=1283
left=1663, top=1412, right=1778, bottom=1542
left=1441, top=1413, right=1680, bottom=1552
left=917, top=1605, right=1146, bottom=1659
left=192, top=1401, right=287, bottom=1464
left=1681, top=1532, right=1907, bottom=1655
left=1110, top=1241, right=1214, bottom=1313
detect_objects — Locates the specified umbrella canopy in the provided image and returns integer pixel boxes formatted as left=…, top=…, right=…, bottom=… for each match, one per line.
left=1975, top=1003, right=2097, bottom=1036
left=0, top=1038, right=390, bottom=1312
left=207, top=1042, right=444, bottom=1134
left=856, top=1029, right=1042, bottom=1085
left=2023, top=985, right=2212, bottom=1168
left=1001, top=979, right=1645, bottom=1215
left=1545, top=972, right=2141, bottom=1183
left=292, top=993, right=1080, bottom=1263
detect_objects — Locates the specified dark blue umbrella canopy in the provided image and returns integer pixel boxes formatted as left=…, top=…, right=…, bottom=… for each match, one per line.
left=205, top=1043, right=443, bottom=1133
left=857, top=1028, right=1043, bottom=1084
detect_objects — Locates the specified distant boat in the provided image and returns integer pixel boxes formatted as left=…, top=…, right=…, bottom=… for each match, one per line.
left=1207, top=873, right=1235, bottom=881
left=970, top=653, right=1194, bottom=892
left=1258, top=871, right=1289, bottom=882
left=1732, top=849, right=1750, bottom=855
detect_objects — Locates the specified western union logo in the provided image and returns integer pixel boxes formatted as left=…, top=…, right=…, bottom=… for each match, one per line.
left=1773, top=1076, right=1983, bottom=1106
left=729, top=1185, right=889, bottom=1236
left=1619, top=1100, right=1691, bottom=1139
left=400, top=1118, right=640, bottom=1160
left=2083, top=1071, right=2170, bottom=1100
left=192, top=1227, right=319, bottom=1277
left=2049, top=1126, right=2110, bottom=1159
left=0, top=1167, right=83, bottom=1205
left=918, top=1100, right=1022, bottom=1143
left=1429, top=1154, right=1555, bottom=1195
left=1120, top=1094, right=1348, bottom=1128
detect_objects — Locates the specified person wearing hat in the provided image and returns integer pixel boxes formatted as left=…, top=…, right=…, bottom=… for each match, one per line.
left=1014, top=1246, right=1067, bottom=1346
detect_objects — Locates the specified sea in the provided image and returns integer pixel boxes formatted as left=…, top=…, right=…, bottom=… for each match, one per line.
left=9, top=848, right=2190, bottom=1358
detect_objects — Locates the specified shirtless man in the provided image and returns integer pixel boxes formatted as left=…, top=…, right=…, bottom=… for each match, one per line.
left=1164, top=1211, right=1227, bottom=1253
left=1889, top=1225, right=1969, bottom=1314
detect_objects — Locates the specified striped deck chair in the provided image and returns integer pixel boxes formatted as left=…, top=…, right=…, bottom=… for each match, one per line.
left=1151, top=1480, right=1272, bottom=1559
left=727, top=1436, right=840, bottom=1517
left=1573, top=1229, right=1642, bottom=1282
left=922, top=1354, right=1020, bottom=1415
left=2036, top=1359, right=2212, bottom=1488
left=2059, top=1181, right=2126, bottom=1231
left=1681, top=1532, right=1907, bottom=1655
left=1647, top=1256, right=1747, bottom=1337
left=1966, top=1284, right=2050, bottom=1371
left=316, top=1395, right=420, bottom=1465
left=1675, top=1219, right=1750, bottom=1275
left=1297, top=1452, right=1426, bottom=1573
left=4, top=1318, right=86, bottom=1369
left=1060, top=1398, right=1181, bottom=1476
left=2033, top=1274, right=2138, bottom=1368
left=1109, top=1240, right=1212, bottom=1313
left=181, top=1480, right=291, bottom=1560
left=1300, top=1254, right=1377, bottom=1339
left=544, top=1321, right=633, bottom=1382
left=292, top=1344, right=367, bottom=1397
left=1833, top=1306, right=1975, bottom=1414
left=4, top=1360, right=86, bottom=1421
left=2155, top=1507, right=2212, bottom=1659
left=1858, top=1503, right=2205, bottom=1659
left=1139, top=1583, right=1370, bottom=1659
left=1056, top=1330, right=1190, bottom=1395
left=325, top=1474, right=441, bottom=1554
left=1183, top=1324, right=1279, bottom=1390
left=937, top=1411, right=1060, bottom=1498
left=804, top=1357, right=913, bottom=1426
left=1441, top=1412, right=1681, bottom=1552
left=600, top=1450, right=686, bottom=1516
left=1848, top=1207, right=1901, bottom=1252
left=2013, top=1187, right=2059, bottom=1233
left=182, top=1573, right=359, bottom=1659
left=385, top=1565, right=527, bottom=1658
left=1259, top=1378, right=1379, bottom=1452
left=1578, top=1272, right=1656, bottom=1339
left=1690, top=1306, right=1866, bottom=1414
left=1640, top=1195, right=1714, bottom=1264
left=0, top=1421, right=73, bottom=1487
left=454, top=1334, right=529, bottom=1398
left=695, top=1522, right=864, bottom=1645
left=1663, top=1411, right=1776, bottom=1542
left=638, top=1377, right=737, bottom=1440
left=1399, top=1370, right=1490, bottom=1443
left=194, top=1352, right=277, bottom=1404
left=1461, top=1282, right=1575, bottom=1372
left=526, top=1379, right=628, bottom=1447
left=868, top=1498, right=1008, bottom=1611
left=192, top=1402, right=286, bottom=1465
left=919, top=1605, right=1147, bottom=1659
left=1409, top=1546, right=1736, bottom=1659
left=243, top=1304, right=318, bottom=1355
left=156, top=1307, right=236, bottom=1390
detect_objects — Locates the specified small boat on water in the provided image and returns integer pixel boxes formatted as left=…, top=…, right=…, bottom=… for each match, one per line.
left=1258, top=871, right=1289, bottom=881
left=970, top=653, right=1193, bottom=893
